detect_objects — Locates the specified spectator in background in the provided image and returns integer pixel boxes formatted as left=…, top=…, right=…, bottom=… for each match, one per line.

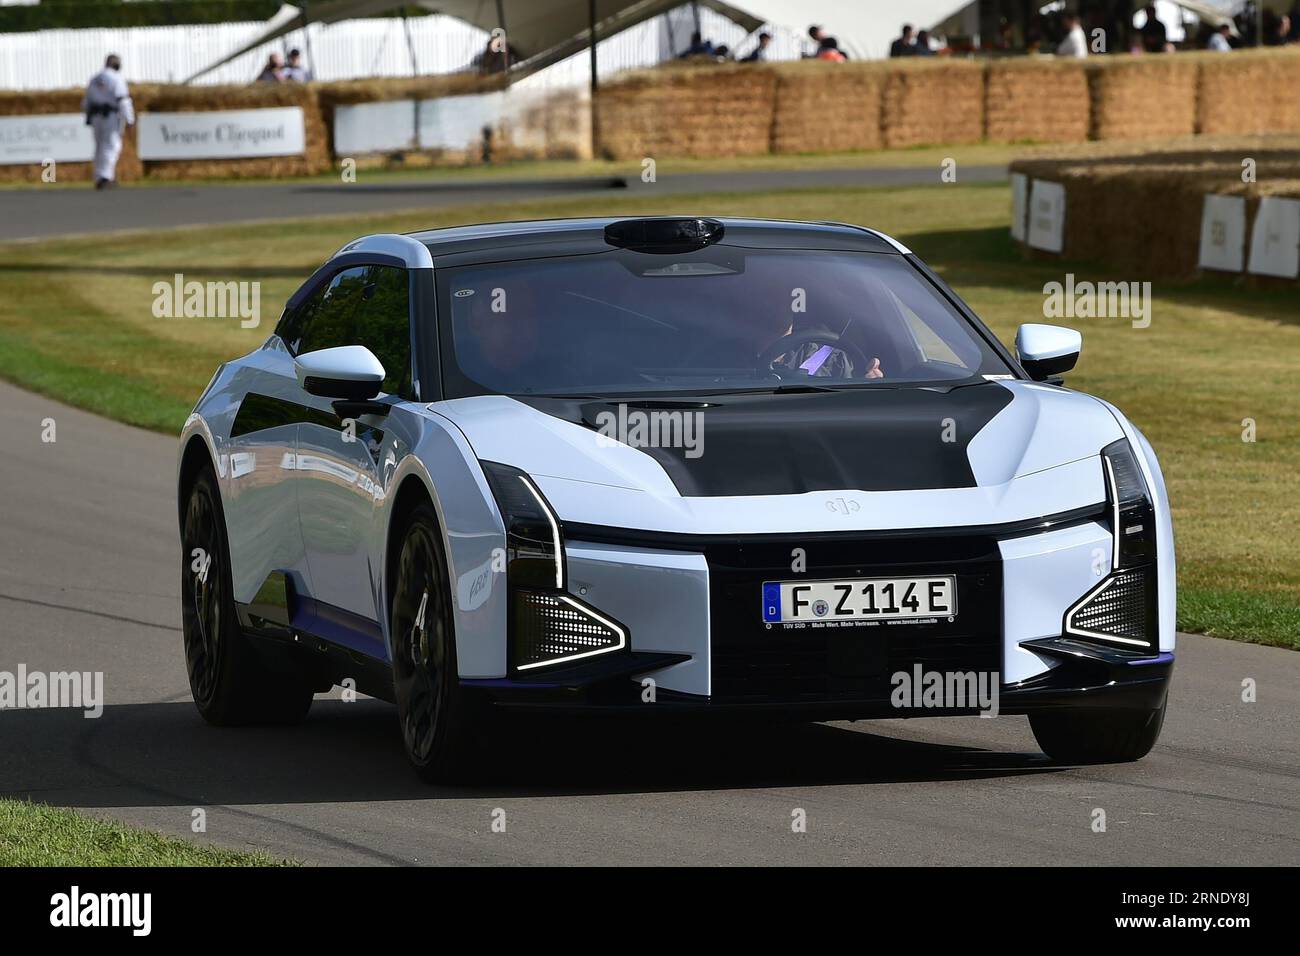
left=742, top=32, right=773, bottom=62
left=284, top=48, right=312, bottom=82
left=816, top=37, right=846, bottom=61
left=1269, top=14, right=1292, bottom=44
left=82, top=53, right=134, bottom=190
left=1140, top=4, right=1167, bottom=53
left=807, top=24, right=851, bottom=59
left=680, top=31, right=715, bottom=57
left=889, top=25, right=915, bottom=57
left=1291, top=4, right=1300, bottom=41
left=256, top=52, right=285, bottom=82
left=806, top=24, right=825, bottom=56
left=914, top=30, right=936, bottom=55
left=1207, top=23, right=1233, bottom=51
left=1057, top=13, right=1088, bottom=57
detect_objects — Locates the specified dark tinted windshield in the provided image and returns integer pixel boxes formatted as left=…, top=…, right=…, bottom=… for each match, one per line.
left=438, top=246, right=1011, bottom=397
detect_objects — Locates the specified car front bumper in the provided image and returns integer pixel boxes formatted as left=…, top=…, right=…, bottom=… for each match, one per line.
left=463, top=511, right=1173, bottom=719
left=463, top=637, right=1173, bottom=719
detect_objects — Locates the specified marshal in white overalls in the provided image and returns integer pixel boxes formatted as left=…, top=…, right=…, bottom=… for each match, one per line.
left=81, top=60, right=135, bottom=186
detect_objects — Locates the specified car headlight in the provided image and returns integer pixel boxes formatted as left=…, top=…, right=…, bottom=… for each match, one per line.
left=1064, top=439, right=1158, bottom=651
left=480, top=460, right=564, bottom=589
left=480, top=461, right=627, bottom=670
left=1101, top=438, right=1156, bottom=569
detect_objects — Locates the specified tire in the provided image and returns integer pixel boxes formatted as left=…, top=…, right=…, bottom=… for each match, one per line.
left=1029, top=699, right=1167, bottom=764
left=181, top=465, right=314, bottom=726
left=389, top=502, right=478, bottom=782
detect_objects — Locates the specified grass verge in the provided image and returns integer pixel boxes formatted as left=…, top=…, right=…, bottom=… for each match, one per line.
left=0, top=180, right=1295, bottom=648
left=0, top=141, right=1029, bottom=190
left=0, top=798, right=295, bottom=866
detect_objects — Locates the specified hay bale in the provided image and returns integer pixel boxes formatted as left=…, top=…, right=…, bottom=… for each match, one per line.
left=769, top=61, right=885, bottom=154
left=1195, top=48, right=1300, bottom=136
left=1087, top=55, right=1197, bottom=141
left=595, top=63, right=777, bottom=160
left=880, top=58, right=984, bottom=149
left=0, top=88, right=142, bottom=183
left=985, top=57, right=1089, bottom=144
left=132, top=82, right=329, bottom=180
left=498, top=87, right=591, bottom=161
left=1010, top=137, right=1300, bottom=279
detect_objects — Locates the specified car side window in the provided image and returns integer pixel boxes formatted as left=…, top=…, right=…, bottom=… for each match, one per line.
left=280, top=265, right=413, bottom=398
left=351, top=265, right=413, bottom=398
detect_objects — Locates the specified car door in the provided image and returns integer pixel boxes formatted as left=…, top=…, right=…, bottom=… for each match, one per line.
left=284, top=263, right=414, bottom=656
left=222, top=341, right=315, bottom=610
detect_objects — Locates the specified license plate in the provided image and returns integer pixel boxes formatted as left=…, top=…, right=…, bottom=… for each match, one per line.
left=761, top=576, right=957, bottom=623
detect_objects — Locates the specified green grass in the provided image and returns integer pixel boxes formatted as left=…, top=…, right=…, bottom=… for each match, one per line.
left=0, top=141, right=1031, bottom=190
left=0, top=180, right=1296, bottom=648
left=0, top=798, right=296, bottom=866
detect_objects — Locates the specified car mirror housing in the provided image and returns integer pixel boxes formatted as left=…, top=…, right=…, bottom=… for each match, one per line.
left=294, top=345, right=386, bottom=400
left=1015, top=323, right=1082, bottom=381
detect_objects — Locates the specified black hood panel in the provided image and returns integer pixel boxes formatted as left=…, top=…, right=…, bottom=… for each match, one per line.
left=519, top=384, right=1013, bottom=497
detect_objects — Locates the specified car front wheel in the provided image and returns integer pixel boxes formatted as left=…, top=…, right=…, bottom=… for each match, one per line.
left=390, top=502, right=478, bottom=782
left=1029, top=700, right=1167, bottom=764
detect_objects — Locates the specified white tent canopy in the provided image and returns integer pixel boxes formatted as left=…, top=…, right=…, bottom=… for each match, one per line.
left=183, top=0, right=764, bottom=83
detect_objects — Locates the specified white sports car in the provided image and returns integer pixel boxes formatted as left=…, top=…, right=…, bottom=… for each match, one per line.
left=177, top=216, right=1175, bottom=780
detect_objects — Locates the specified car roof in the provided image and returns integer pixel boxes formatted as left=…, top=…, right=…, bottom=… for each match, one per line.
left=404, top=216, right=910, bottom=266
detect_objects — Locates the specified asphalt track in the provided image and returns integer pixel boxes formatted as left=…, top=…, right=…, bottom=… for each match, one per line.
left=1, top=379, right=1298, bottom=866
left=0, top=164, right=1008, bottom=241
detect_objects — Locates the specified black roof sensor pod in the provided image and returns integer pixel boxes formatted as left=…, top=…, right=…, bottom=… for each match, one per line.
left=603, top=217, right=725, bottom=253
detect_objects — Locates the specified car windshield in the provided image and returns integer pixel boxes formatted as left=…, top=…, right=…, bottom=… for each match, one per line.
left=437, top=245, right=1013, bottom=398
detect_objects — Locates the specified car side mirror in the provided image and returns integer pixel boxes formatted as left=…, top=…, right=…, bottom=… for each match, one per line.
left=1015, top=324, right=1081, bottom=382
left=294, top=345, right=385, bottom=400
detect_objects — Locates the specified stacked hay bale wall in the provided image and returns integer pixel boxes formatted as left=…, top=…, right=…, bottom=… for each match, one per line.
left=880, top=59, right=985, bottom=149
left=1010, top=139, right=1300, bottom=280
left=6, top=52, right=1300, bottom=181
left=499, top=87, right=592, bottom=161
left=1195, top=49, right=1300, bottom=135
left=985, top=58, right=1089, bottom=144
left=0, top=89, right=143, bottom=183
left=595, top=63, right=778, bottom=160
left=769, top=61, right=885, bottom=154
left=1087, top=56, right=1198, bottom=141
left=132, top=82, right=329, bottom=180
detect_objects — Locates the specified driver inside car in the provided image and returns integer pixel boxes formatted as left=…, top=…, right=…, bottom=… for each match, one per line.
left=764, top=315, right=886, bottom=380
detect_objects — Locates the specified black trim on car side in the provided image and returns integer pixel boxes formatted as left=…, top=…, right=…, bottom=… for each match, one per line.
left=230, top=392, right=339, bottom=436
left=411, top=265, right=441, bottom=402
left=230, top=393, right=392, bottom=450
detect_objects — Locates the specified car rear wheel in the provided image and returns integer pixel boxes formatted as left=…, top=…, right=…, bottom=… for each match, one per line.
left=181, top=465, right=314, bottom=725
left=1029, top=700, right=1167, bottom=764
left=390, top=502, right=478, bottom=782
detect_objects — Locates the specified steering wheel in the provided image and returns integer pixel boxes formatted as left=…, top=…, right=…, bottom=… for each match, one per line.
left=755, top=329, right=872, bottom=378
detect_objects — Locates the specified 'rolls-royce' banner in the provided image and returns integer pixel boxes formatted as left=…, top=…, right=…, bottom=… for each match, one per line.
left=138, top=107, right=305, bottom=160
left=0, top=113, right=95, bottom=165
